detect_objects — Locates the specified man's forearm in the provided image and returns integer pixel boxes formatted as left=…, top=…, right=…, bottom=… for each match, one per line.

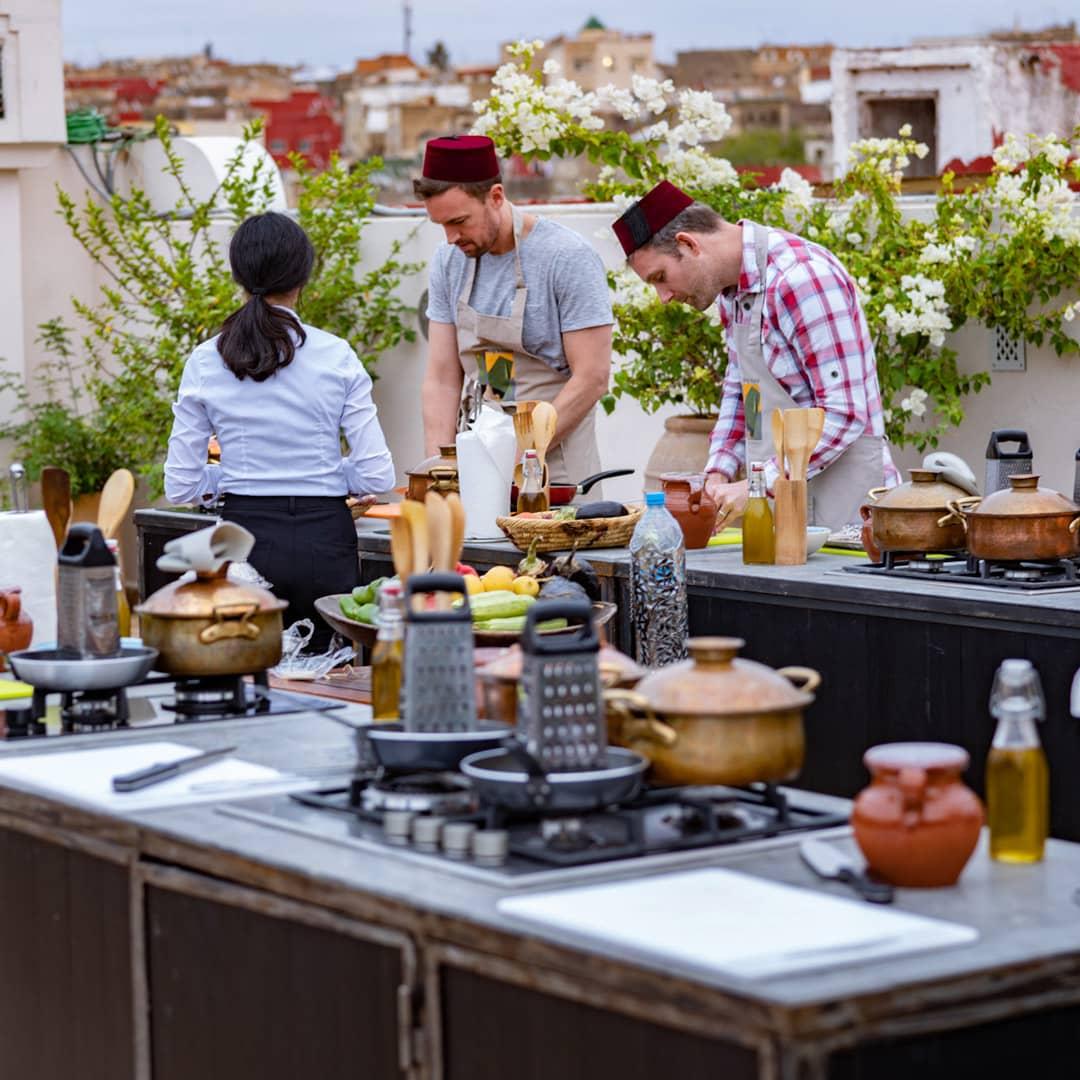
left=549, top=371, right=607, bottom=447
left=421, top=370, right=462, bottom=457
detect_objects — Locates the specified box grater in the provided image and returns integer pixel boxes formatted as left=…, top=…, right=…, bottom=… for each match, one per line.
left=517, top=599, right=605, bottom=772
left=402, top=572, right=476, bottom=732
left=984, top=430, right=1033, bottom=496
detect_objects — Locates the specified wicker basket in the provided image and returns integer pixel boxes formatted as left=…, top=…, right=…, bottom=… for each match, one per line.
left=496, top=505, right=644, bottom=553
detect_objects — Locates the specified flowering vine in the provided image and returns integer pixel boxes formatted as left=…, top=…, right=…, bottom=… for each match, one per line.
left=474, top=44, right=1080, bottom=453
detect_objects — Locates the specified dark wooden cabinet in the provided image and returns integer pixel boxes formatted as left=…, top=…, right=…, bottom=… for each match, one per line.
left=0, top=824, right=135, bottom=1080
left=144, top=866, right=417, bottom=1079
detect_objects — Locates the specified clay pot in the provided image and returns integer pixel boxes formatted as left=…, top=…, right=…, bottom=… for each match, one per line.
left=0, top=587, right=34, bottom=672
left=852, top=742, right=984, bottom=887
left=644, top=415, right=716, bottom=492
left=660, top=472, right=718, bottom=549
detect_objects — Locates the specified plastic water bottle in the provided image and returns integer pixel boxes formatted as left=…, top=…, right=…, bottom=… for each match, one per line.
left=629, top=491, right=689, bottom=667
left=986, top=658, right=1049, bottom=863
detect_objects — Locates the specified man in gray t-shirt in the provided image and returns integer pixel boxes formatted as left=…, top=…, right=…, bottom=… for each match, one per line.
left=414, top=134, right=613, bottom=487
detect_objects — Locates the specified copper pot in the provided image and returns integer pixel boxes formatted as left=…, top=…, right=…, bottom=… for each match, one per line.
left=943, top=474, right=1080, bottom=562
left=605, top=637, right=820, bottom=786
left=135, top=567, right=287, bottom=676
left=405, top=446, right=459, bottom=502
left=861, top=468, right=975, bottom=554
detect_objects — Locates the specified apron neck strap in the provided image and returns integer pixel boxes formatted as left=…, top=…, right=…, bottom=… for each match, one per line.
left=751, top=222, right=769, bottom=287
left=508, top=203, right=527, bottom=290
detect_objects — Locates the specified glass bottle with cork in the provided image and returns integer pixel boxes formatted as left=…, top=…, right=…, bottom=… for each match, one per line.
left=986, top=658, right=1049, bottom=862
left=517, top=449, right=549, bottom=514
left=742, top=461, right=775, bottom=565
left=371, top=580, right=404, bottom=721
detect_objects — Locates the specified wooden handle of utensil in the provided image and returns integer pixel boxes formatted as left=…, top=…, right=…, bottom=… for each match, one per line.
left=774, top=478, right=807, bottom=565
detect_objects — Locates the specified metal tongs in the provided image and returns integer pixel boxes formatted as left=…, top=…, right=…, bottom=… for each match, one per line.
left=8, top=462, right=28, bottom=512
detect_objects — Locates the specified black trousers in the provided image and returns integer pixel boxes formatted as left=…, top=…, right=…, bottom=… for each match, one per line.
left=221, top=494, right=359, bottom=653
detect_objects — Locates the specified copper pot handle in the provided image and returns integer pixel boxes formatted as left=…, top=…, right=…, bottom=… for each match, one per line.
left=938, top=497, right=980, bottom=530
left=199, top=603, right=261, bottom=644
left=867, top=487, right=888, bottom=504
left=1070, top=516, right=1080, bottom=535
left=777, top=666, right=821, bottom=694
left=602, top=689, right=679, bottom=748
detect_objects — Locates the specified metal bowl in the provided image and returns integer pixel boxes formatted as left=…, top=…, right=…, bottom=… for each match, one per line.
left=314, top=595, right=378, bottom=648
left=459, top=745, right=649, bottom=813
left=7, top=646, right=159, bottom=692
left=368, top=721, right=513, bottom=772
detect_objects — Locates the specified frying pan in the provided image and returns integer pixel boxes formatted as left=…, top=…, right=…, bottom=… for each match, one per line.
left=510, top=468, right=634, bottom=507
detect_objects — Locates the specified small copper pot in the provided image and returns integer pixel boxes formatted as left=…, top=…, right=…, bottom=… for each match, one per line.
left=861, top=468, right=975, bottom=554
left=943, top=474, right=1080, bottom=562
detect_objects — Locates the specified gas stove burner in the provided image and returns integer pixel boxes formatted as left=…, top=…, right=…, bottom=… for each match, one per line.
left=60, top=688, right=130, bottom=733
left=360, top=771, right=475, bottom=814
left=1003, top=567, right=1046, bottom=581
left=540, top=818, right=593, bottom=852
left=845, top=554, right=1080, bottom=591
left=163, top=672, right=271, bottom=720
left=907, top=559, right=939, bottom=572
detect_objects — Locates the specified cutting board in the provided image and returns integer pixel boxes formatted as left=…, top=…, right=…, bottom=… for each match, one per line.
left=498, top=868, right=977, bottom=981
left=269, top=667, right=373, bottom=704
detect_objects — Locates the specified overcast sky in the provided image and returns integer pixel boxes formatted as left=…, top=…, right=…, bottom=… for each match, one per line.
left=62, top=1, right=1076, bottom=69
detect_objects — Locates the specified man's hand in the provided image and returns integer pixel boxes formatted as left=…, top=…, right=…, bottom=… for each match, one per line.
left=705, top=475, right=749, bottom=530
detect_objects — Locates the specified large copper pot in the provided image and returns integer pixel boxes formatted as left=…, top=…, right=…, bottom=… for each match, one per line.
left=135, top=568, right=287, bottom=676
left=405, top=446, right=459, bottom=502
left=861, top=468, right=975, bottom=554
left=605, top=637, right=820, bottom=787
left=944, top=474, right=1080, bottom=562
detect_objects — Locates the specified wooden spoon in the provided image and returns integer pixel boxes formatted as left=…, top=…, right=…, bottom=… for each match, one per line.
left=400, top=500, right=429, bottom=609
left=389, top=516, right=413, bottom=581
left=531, top=401, right=557, bottom=476
left=98, top=468, right=135, bottom=540
left=40, top=467, right=71, bottom=550
left=783, top=409, right=810, bottom=481
left=425, top=491, right=452, bottom=609
left=770, top=409, right=786, bottom=480
left=445, top=491, right=466, bottom=570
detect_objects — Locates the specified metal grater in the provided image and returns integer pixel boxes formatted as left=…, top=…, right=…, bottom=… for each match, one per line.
left=517, top=599, right=605, bottom=772
left=984, top=430, right=1032, bottom=496
left=402, top=572, right=477, bottom=732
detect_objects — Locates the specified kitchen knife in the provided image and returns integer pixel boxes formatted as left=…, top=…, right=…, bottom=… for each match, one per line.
left=111, top=745, right=237, bottom=792
left=799, top=838, right=894, bottom=904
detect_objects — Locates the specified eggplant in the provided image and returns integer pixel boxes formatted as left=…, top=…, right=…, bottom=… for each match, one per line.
left=575, top=500, right=627, bottom=520
left=539, top=577, right=590, bottom=604
left=549, top=544, right=601, bottom=601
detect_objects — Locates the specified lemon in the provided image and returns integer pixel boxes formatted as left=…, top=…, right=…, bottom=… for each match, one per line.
left=482, top=565, right=516, bottom=591
left=512, top=575, right=540, bottom=597
left=464, top=574, right=485, bottom=596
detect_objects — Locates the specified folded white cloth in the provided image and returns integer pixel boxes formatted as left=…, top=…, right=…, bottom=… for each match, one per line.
left=156, top=521, right=255, bottom=575
left=0, top=510, right=57, bottom=645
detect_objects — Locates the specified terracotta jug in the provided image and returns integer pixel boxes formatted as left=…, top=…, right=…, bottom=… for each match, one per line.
left=660, top=472, right=718, bottom=549
left=852, top=742, right=984, bottom=887
left=0, top=587, right=34, bottom=672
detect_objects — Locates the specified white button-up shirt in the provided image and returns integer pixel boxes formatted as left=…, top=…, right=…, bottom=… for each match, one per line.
left=165, top=317, right=395, bottom=504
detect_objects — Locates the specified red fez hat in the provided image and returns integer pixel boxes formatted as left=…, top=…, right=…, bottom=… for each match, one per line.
left=422, top=134, right=500, bottom=183
left=612, top=181, right=694, bottom=256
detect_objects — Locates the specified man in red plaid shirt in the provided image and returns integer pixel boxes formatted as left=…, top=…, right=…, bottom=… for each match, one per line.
left=613, top=181, right=898, bottom=532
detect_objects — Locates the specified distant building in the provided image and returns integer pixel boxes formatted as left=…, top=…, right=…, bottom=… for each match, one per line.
left=832, top=37, right=1080, bottom=177
left=250, top=90, right=341, bottom=169
left=527, top=18, right=656, bottom=92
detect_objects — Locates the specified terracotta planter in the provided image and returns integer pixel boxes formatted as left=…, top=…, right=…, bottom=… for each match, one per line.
left=852, top=742, right=984, bottom=887
left=644, top=415, right=717, bottom=492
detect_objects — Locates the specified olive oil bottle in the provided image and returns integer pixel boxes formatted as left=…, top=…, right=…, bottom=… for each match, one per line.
left=371, top=581, right=404, bottom=721
left=742, top=462, right=775, bottom=565
left=517, top=449, right=549, bottom=513
left=986, top=659, right=1049, bottom=863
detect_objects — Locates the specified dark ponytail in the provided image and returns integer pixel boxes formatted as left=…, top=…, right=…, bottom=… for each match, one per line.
left=216, top=212, right=316, bottom=382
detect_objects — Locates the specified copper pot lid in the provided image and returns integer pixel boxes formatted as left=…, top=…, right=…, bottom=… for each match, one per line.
left=863, top=741, right=970, bottom=774
left=408, top=446, right=459, bottom=479
left=136, top=568, right=287, bottom=618
left=873, top=468, right=972, bottom=511
left=632, top=637, right=813, bottom=716
left=479, top=643, right=645, bottom=687
left=972, top=474, right=1078, bottom=518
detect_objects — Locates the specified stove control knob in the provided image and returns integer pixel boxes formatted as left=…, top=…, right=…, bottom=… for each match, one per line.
left=411, top=815, right=446, bottom=852
left=441, top=821, right=477, bottom=860
left=472, top=828, right=509, bottom=867
left=383, top=810, right=415, bottom=846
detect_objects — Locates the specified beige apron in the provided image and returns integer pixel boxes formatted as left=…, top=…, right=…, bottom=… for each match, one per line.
left=735, top=222, right=884, bottom=531
left=453, top=205, right=602, bottom=489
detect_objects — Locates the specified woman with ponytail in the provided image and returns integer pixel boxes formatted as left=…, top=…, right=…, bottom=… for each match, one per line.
left=165, top=212, right=395, bottom=650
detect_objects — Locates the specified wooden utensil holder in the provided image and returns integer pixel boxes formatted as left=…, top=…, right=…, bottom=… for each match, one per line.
left=774, top=478, right=807, bottom=565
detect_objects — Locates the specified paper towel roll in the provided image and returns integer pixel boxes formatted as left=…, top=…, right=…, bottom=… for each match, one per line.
left=456, top=405, right=517, bottom=539
left=0, top=511, right=58, bottom=645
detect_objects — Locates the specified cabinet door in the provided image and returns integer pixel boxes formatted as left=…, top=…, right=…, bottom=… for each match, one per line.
left=145, top=867, right=417, bottom=1080
left=434, top=953, right=760, bottom=1080
left=0, top=825, right=135, bottom=1080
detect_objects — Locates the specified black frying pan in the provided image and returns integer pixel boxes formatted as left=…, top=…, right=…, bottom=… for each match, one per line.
left=511, top=468, right=634, bottom=507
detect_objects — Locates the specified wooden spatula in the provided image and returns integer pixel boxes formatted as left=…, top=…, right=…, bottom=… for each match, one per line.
left=445, top=491, right=466, bottom=570
left=40, top=467, right=71, bottom=549
left=770, top=409, right=786, bottom=480
left=425, top=491, right=452, bottom=609
left=400, top=500, right=429, bottom=609
left=389, top=517, right=413, bottom=581
left=783, top=409, right=810, bottom=481
left=806, top=407, right=825, bottom=463
left=531, top=401, right=557, bottom=483
left=512, top=401, right=538, bottom=488
left=98, top=468, right=135, bottom=540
